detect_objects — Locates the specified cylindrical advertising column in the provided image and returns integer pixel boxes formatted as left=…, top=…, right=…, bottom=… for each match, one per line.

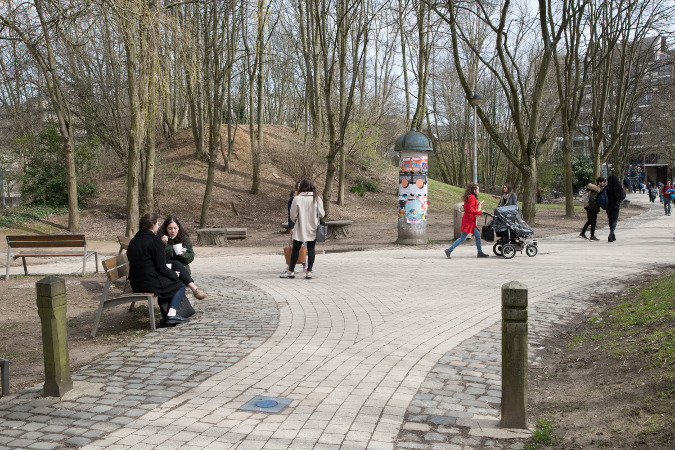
left=394, top=131, right=433, bottom=245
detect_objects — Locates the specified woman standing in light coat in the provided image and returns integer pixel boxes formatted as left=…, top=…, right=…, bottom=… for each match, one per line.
left=281, top=178, right=325, bottom=279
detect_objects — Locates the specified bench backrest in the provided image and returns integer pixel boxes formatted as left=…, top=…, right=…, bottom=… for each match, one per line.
left=7, top=234, right=87, bottom=248
left=117, top=236, right=131, bottom=250
left=102, top=253, right=130, bottom=283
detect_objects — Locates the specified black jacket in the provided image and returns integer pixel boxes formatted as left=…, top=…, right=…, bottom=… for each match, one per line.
left=606, top=184, right=626, bottom=211
left=127, top=229, right=183, bottom=299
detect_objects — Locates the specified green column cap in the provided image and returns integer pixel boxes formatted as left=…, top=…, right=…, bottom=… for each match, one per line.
left=36, top=276, right=66, bottom=298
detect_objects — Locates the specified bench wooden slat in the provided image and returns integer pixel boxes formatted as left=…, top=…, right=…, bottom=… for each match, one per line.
left=8, top=241, right=88, bottom=249
left=16, top=252, right=92, bottom=257
left=7, top=234, right=86, bottom=242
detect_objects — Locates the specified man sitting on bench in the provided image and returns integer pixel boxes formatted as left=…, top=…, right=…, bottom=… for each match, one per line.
left=127, top=212, right=205, bottom=325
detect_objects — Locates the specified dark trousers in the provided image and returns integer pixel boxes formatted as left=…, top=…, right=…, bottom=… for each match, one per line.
left=581, top=208, right=598, bottom=237
left=290, top=239, right=316, bottom=272
left=607, top=208, right=620, bottom=239
left=166, top=260, right=194, bottom=286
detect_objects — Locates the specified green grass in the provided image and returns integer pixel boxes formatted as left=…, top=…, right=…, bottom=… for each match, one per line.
left=0, top=205, right=68, bottom=228
left=527, top=271, right=675, bottom=448
left=525, top=418, right=558, bottom=449
left=427, top=179, right=499, bottom=213
left=589, top=273, right=675, bottom=370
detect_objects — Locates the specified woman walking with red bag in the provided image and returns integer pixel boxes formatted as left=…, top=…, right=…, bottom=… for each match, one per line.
left=444, top=183, right=490, bottom=258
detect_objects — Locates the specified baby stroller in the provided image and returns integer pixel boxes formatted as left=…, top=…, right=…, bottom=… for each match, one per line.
left=482, top=205, right=538, bottom=259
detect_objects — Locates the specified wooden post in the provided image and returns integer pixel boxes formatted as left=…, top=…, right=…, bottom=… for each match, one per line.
left=36, top=276, right=72, bottom=397
left=501, top=281, right=528, bottom=429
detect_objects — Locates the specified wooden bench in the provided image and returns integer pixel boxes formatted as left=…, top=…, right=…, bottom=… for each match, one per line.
left=117, top=236, right=131, bottom=254
left=5, top=235, right=99, bottom=280
left=280, top=220, right=354, bottom=239
left=195, top=228, right=247, bottom=246
left=92, top=254, right=156, bottom=337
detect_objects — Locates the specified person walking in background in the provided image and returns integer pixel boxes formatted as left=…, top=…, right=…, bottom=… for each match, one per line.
left=284, top=181, right=307, bottom=274
left=658, top=181, right=664, bottom=203
left=536, top=186, right=542, bottom=204
left=578, top=177, right=606, bottom=241
left=606, top=174, right=626, bottom=242
left=281, top=178, right=325, bottom=279
left=445, top=183, right=489, bottom=259
left=663, top=181, right=674, bottom=216
left=497, top=183, right=518, bottom=207
left=648, top=182, right=658, bottom=203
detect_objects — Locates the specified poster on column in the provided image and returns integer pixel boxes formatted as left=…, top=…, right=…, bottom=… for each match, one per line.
left=398, top=152, right=429, bottom=222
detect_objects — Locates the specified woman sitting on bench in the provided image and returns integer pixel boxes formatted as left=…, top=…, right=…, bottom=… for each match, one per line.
left=159, top=216, right=206, bottom=299
left=127, top=213, right=205, bottom=326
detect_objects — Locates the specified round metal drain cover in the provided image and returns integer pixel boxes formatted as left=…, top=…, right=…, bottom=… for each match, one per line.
left=255, top=400, right=278, bottom=408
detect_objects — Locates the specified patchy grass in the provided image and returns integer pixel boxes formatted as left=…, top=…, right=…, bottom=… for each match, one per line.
left=0, top=205, right=69, bottom=228
left=525, top=418, right=558, bottom=449
left=526, top=271, right=675, bottom=448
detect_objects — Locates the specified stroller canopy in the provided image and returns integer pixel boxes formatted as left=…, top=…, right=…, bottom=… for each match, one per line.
left=492, top=205, right=535, bottom=238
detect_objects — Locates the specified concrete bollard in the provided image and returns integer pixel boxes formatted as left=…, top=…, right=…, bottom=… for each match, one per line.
left=453, top=202, right=464, bottom=240
left=501, top=281, right=528, bottom=429
left=36, top=276, right=73, bottom=397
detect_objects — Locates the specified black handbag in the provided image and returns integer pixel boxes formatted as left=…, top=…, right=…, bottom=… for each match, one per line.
left=316, top=208, right=327, bottom=242
left=480, top=215, right=494, bottom=242
left=481, top=225, right=494, bottom=242
left=158, top=293, right=195, bottom=321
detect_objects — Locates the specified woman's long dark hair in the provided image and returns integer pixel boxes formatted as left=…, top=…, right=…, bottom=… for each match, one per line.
left=159, top=216, right=188, bottom=243
left=299, top=178, right=319, bottom=203
left=606, top=174, right=623, bottom=202
left=462, top=183, right=478, bottom=202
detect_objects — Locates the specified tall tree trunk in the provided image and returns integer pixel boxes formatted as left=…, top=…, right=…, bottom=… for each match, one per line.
left=125, top=36, right=141, bottom=236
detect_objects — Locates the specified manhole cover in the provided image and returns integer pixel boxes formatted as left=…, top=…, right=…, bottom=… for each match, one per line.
left=255, top=400, right=278, bottom=408
left=239, top=396, right=293, bottom=413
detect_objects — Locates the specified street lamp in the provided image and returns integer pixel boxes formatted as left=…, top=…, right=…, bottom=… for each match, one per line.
left=470, top=94, right=484, bottom=184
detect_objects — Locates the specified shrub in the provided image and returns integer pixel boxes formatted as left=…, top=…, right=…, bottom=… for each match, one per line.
left=349, top=176, right=379, bottom=196
left=19, top=123, right=99, bottom=208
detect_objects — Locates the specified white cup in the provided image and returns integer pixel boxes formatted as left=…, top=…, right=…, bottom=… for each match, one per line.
left=173, top=243, right=184, bottom=255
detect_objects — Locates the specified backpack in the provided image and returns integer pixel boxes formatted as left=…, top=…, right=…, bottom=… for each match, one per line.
left=580, top=190, right=591, bottom=207
left=596, top=190, right=609, bottom=210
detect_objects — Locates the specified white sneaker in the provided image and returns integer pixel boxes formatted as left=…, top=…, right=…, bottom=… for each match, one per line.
left=280, top=271, right=295, bottom=279
left=305, top=271, right=312, bottom=279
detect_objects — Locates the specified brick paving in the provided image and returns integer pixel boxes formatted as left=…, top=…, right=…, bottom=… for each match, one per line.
left=0, top=192, right=672, bottom=449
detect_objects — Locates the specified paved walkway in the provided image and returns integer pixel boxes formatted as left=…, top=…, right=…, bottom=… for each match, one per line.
left=0, top=193, right=672, bottom=449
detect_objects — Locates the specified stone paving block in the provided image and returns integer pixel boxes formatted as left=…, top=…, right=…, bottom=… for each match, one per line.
left=26, top=442, right=60, bottom=450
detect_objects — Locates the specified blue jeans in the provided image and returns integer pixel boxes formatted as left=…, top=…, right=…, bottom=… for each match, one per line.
left=448, top=227, right=483, bottom=254
left=169, top=284, right=186, bottom=311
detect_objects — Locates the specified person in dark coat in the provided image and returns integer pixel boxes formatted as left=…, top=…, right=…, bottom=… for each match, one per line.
left=605, top=174, right=626, bottom=242
left=579, top=177, right=606, bottom=241
left=160, top=216, right=195, bottom=273
left=127, top=212, right=190, bottom=325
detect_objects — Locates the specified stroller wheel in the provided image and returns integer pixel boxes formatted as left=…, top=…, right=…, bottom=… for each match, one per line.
left=493, top=243, right=503, bottom=256
left=526, top=244, right=538, bottom=257
left=502, top=244, right=516, bottom=259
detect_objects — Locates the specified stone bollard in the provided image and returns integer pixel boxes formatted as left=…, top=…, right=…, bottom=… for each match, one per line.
left=36, top=276, right=73, bottom=397
left=501, top=281, right=528, bottom=429
left=453, top=202, right=464, bottom=240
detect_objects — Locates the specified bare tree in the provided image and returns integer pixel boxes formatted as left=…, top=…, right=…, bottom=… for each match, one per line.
left=432, top=0, right=577, bottom=222
left=199, top=0, right=238, bottom=227
left=582, top=0, right=673, bottom=179
left=313, top=0, right=371, bottom=217
left=0, top=0, right=84, bottom=232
